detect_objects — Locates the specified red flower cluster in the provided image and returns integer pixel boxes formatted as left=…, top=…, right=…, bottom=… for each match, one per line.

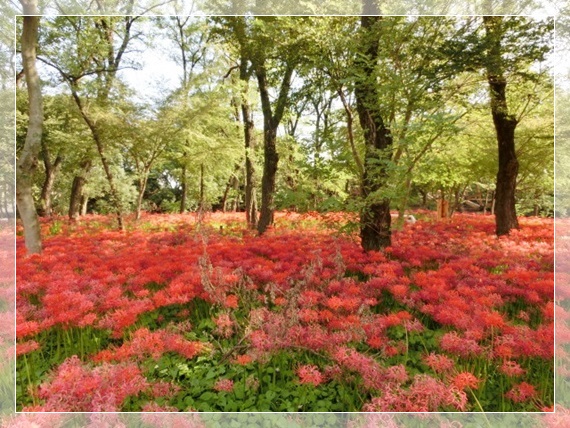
left=23, top=356, right=156, bottom=412
left=93, top=327, right=207, bottom=363
left=16, top=212, right=554, bottom=412
left=505, top=381, right=537, bottom=403
left=296, top=365, right=324, bottom=386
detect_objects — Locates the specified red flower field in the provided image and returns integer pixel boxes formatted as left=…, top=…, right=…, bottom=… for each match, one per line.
left=15, top=211, right=554, bottom=412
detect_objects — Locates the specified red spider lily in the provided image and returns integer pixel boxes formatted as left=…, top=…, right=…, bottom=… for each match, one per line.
left=298, top=308, right=319, bottom=324
left=451, top=372, right=480, bottom=390
left=29, top=356, right=150, bottom=412
left=16, top=212, right=554, bottom=412
left=224, top=294, right=239, bottom=308
left=213, top=313, right=234, bottom=338
left=233, top=354, right=253, bottom=365
left=363, top=374, right=468, bottom=412
left=499, top=360, right=526, bottom=377
left=213, top=379, right=234, bottom=392
left=16, top=317, right=40, bottom=340
left=149, top=381, right=181, bottom=398
left=424, top=353, right=455, bottom=374
left=505, top=381, right=537, bottom=403
left=297, top=365, right=324, bottom=386
left=16, top=340, right=40, bottom=356
left=385, top=364, right=409, bottom=385
left=440, top=331, right=484, bottom=358
left=93, top=328, right=206, bottom=363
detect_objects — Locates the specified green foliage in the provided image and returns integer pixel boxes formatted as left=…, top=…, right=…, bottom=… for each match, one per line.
left=15, top=15, right=554, bottom=222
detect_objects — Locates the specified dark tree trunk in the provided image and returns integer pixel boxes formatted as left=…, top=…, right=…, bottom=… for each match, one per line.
left=221, top=179, right=231, bottom=212
left=257, top=127, right=278, bottom=234
left=69, top=86, right=125, bottom=230
left=135, top=172, right=149, bottom=221
left=484, top=16, right=520, bottom=236
left=69, top=176, right=85, bottom=220
left=80, top=194, right=88, bottom=216
left=199, top=163, right=205, bottom=211
left=180, top=164, right=187, bottom=214
left=221, top=165, right=241, bottom=213
left=69, top=159, right=91, bottom=220
left=38, top=153, right=62, bottom=217
left=254, top=57, right=294, bottom=235
left=242, top=100, right=257, bottom=228
left=229, top=16, right=258, bottom=228
left=354, top=9, right=392, bottom=251
left=17, top=4, right=42, bottom=254
left=338, top=89, right=364, bottom=178
left=237, top=38, right=258, bottom=228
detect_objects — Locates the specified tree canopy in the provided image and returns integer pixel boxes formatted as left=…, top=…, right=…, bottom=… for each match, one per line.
left=15, top=14, right=554, bottom=252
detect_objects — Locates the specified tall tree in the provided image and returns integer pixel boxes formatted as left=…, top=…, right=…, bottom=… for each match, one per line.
left=212, top=15, right=260, bottom=228
left=483, top=15, right=519, bottom=235
left=16, top=0, right=42, bottom=254
left=39, top=15, right=140, bottom=230
left=249, top=17, right=300, bottom=235
left=354, top=2, right=393, bottom=251
left=233, top=17, right=258, bottom=229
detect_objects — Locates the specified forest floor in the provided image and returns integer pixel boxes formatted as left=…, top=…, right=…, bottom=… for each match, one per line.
left=15, top=211, right=554, bottom=412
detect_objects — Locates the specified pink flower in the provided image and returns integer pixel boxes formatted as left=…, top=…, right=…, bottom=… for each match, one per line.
left=213, top=379, right=234, bottom=392
left=34, top=356, right=149, bottom=412
left=440, top=331, right=483, bottom=358
left=16, top=340, right=40, bottom=356
left=451, top=372, right=480, bottom=390
left=213, top=313, right=234, bottom=338
left=424, top=353, right=455, bottom=374
left=224, top=294, right=238, bottom=308
left=297, top=365, right=323, bottom=386
left=233, top=354, right=253, bottom=365
left=505, top=382, right=537, bottom=403
left=499, top=360, right=526, bottom=377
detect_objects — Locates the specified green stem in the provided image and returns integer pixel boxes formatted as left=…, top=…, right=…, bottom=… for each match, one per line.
left=469, top=387, right=485, bottom=412
left=80, top=329, right=84, bottom=357
left=500, top=373, right=505, bottom=411
left=23, top=353, right=34, bottom=404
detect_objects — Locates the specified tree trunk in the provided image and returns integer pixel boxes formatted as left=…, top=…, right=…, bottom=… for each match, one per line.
left=242, top=100, right=257, bottom=228
left=254, top=57, right=294, bottom=235
left=231, top=16, right=259, bottom=228
left=354, top=9, right=392, bottom=251
left=70, top=87, right=125, bottom=230
left=221, top=165, right=241, bottom=213
left=233, top=173, right=240, bottom=211
left=338, top=89, right=364, bottom=178
left=257, top=127, right=278, bottom=234
left=483, top=16, right=519, bottom=236
left=135, top=172, right=148, bottom=221
left=180, top=164, right=187, bottom=214
left=221, top=179, right=231, bottom=212
left=16, top=4, right=42, bottom=254
left=38, top=154, right=62, bottom=217
left=80, top=194, right=88, bottom=216
left=199, top=163, right=205, bottom=211
left=69, top=159, right=91, bottom=220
